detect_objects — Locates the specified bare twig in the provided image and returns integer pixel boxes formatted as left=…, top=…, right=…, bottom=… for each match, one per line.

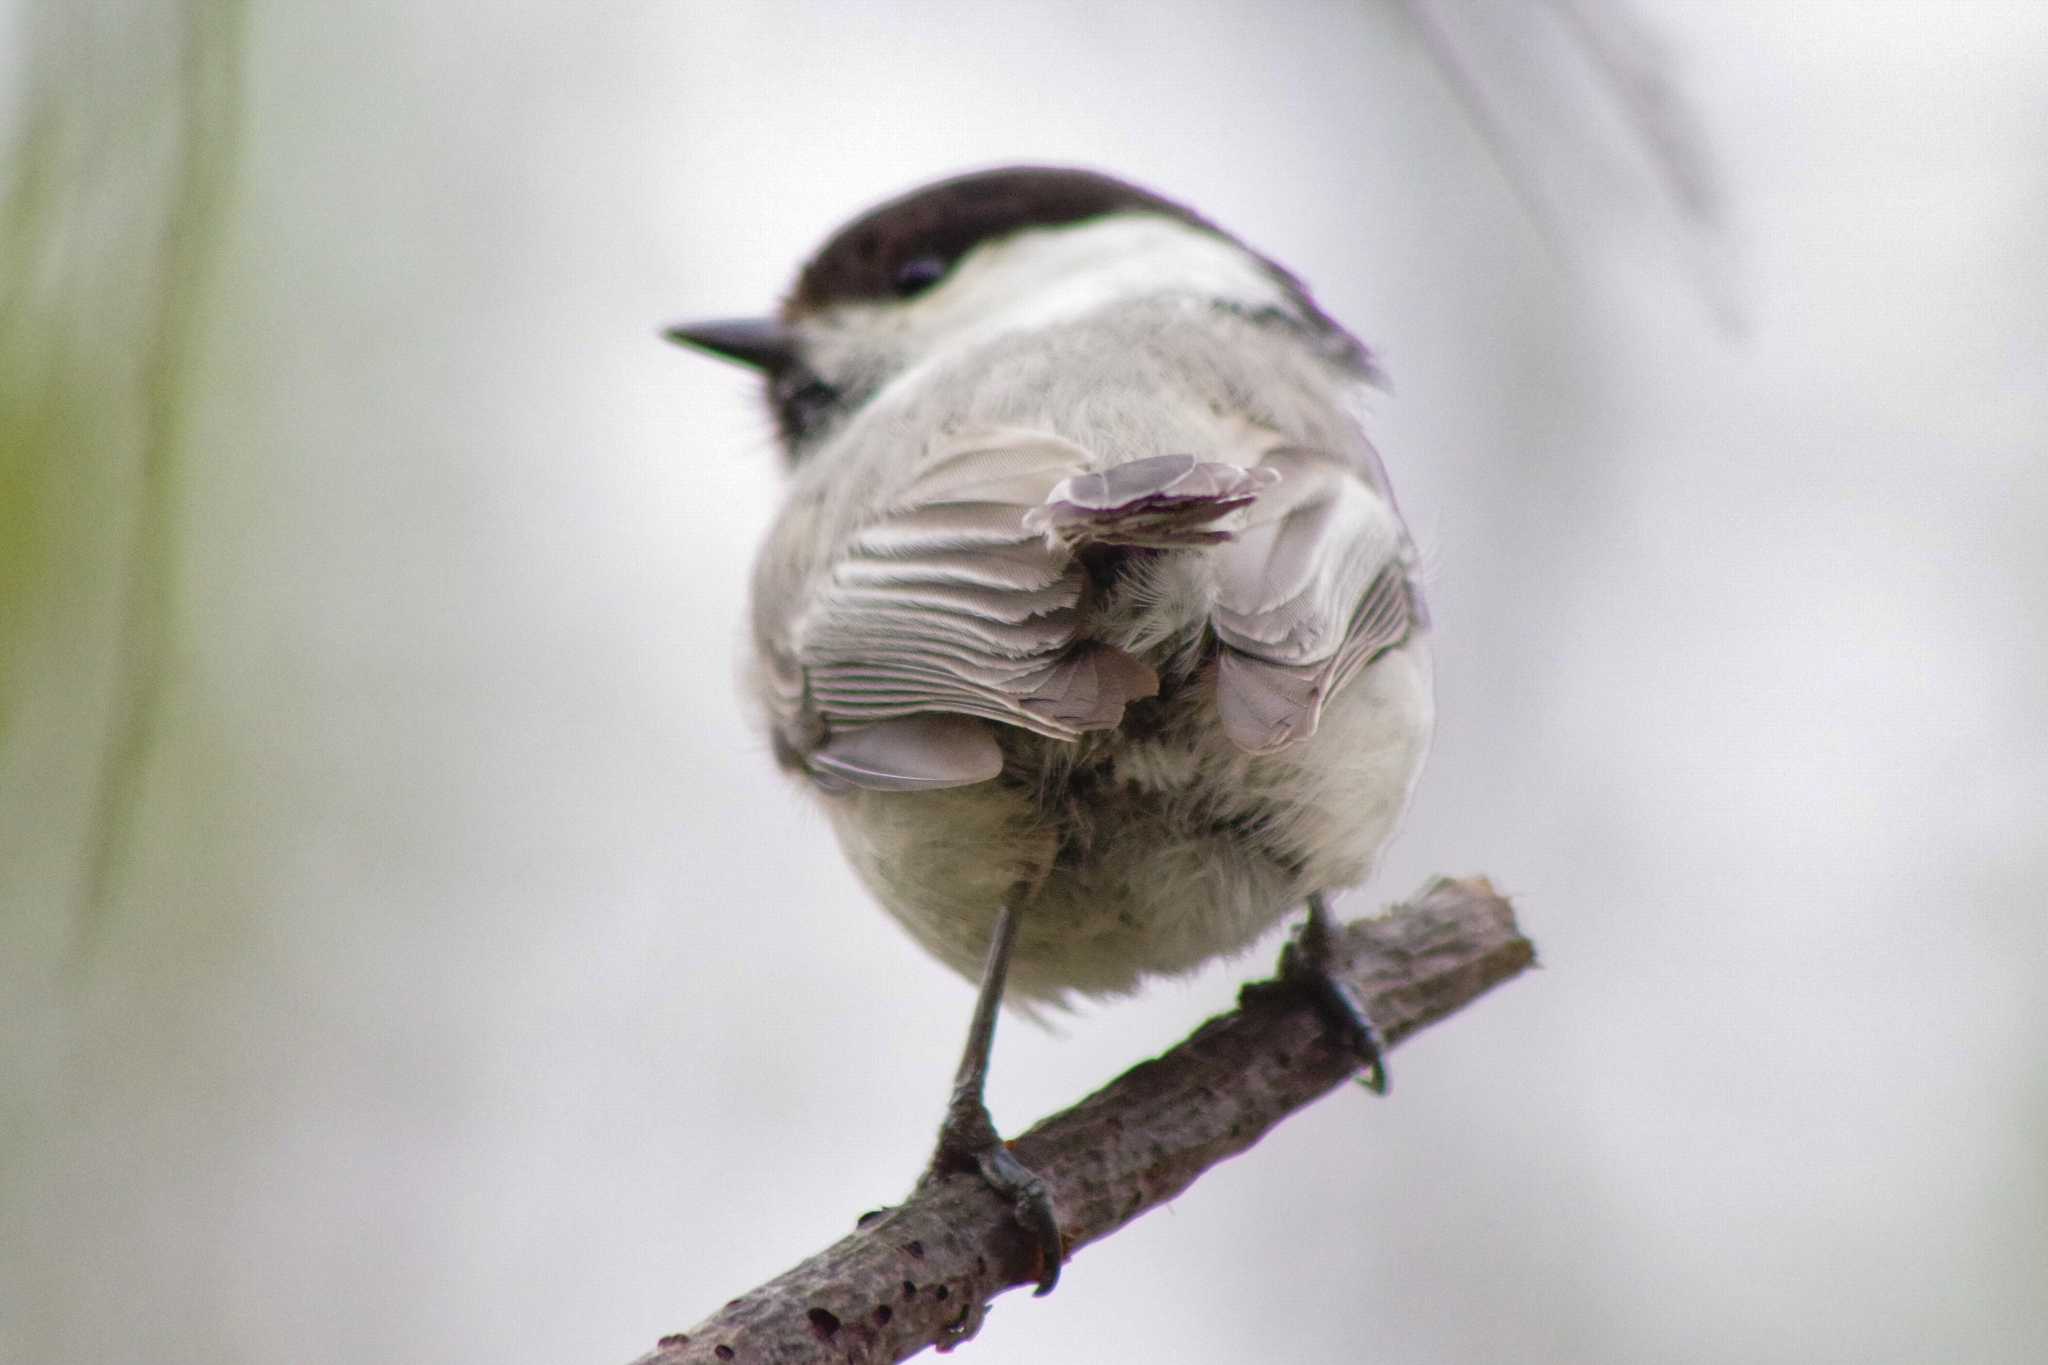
left=631, top=876, right=1533, bottom=1365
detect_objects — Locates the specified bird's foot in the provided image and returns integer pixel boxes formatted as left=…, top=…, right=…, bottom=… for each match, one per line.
left=923, top=1097, right=1063, bottom=1295
left=1245, top=898, right=1389, bottom=1093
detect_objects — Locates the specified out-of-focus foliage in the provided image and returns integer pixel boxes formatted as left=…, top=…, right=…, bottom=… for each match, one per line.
left=4, top=13, right=241, bottom=1353
left=0, top=1, right=242, bottom=960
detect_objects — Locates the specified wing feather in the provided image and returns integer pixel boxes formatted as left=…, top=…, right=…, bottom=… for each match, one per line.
left=768, top=429, right=1160, bottom=788
left=1211, top=447, right=1421, bottom=754
left=759, top=428, right=1420, bottom=783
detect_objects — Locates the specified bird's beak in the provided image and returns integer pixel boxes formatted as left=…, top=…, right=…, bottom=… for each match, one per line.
left=661, top=316, right=796, bottom=372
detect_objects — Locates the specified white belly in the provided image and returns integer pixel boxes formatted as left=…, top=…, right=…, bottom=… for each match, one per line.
left=819, top=638, right=1433, bottom=1006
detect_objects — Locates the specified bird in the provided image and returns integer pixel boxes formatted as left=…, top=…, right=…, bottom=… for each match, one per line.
left=665, top=166, right=1433, bottom=1295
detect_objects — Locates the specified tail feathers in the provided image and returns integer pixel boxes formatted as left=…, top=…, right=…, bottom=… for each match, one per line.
left=1022, top=454, right=1278, bottom=550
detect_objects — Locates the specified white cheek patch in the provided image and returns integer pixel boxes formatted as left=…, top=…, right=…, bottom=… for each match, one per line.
left=803, top=215, right=1294, bottom=382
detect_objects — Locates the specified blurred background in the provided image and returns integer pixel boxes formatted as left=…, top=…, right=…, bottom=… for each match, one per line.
left=4, top=3, right=2044, bottom=1362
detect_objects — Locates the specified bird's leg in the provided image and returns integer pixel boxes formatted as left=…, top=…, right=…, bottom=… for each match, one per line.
left=921, top=902, right=1063, bottom=1295
left=1274, top=892, right=1389, bottom=1094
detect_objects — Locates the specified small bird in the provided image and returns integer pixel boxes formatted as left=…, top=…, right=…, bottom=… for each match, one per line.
left=667, top=166, right=1432, bottom=1293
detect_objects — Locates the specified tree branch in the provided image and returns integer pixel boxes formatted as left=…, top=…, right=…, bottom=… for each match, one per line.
left=630, top=876, right=1533, bottom=1365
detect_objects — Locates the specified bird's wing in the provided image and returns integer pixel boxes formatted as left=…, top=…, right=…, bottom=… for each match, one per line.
left=764, top=429, right=1163, bottom=790
left=1210, top=446, right=1422, bottom=754
left=760, top=431, right=1419, bottom=786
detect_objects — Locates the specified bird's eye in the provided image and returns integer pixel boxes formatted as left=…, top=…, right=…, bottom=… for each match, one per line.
left=892, top=255, right=948, bottom=298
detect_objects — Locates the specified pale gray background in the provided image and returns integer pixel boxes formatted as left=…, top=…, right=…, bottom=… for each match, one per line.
left=5, top=3, right=2045, bottom=1363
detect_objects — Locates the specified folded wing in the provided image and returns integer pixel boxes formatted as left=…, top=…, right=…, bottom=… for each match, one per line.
left=768, top=430, right=1163, bottom=790
left=1211, top=446, right=1420, bottom=754
left=761, top=432, right=1421, bottom=789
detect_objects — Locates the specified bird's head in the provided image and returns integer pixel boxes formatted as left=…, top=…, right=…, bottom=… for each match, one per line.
left=666, top=165, right=1358, bottom=458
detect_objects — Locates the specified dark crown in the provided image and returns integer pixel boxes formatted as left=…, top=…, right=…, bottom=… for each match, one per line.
left=786, top=166, right=1220, bottom=316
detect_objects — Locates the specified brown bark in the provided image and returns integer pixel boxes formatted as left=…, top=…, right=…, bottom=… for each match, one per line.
left=630, top=876, right=1533, bottom=1365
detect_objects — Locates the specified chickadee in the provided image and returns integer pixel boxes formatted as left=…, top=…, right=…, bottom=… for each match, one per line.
left=667, top=166, right=1432, bottom=1293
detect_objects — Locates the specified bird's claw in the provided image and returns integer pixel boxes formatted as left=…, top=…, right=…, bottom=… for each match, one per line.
left=975, top=1142, right=1063, bottom=1295
left=1272, top=908, right=1391, bottom=1093
left=927, top=1106, right=1064, bottom=1296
